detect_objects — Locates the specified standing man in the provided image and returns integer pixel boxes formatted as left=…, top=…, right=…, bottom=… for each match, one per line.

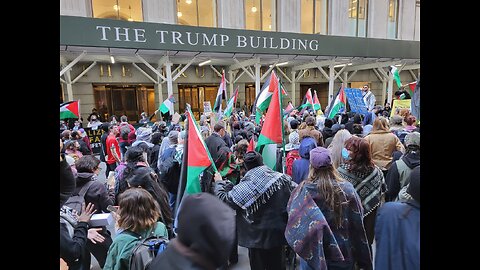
left=362, top=84, right=376, bottom=112
left=214, top=151, right=296, bottom=270
left=205, top=122, right=228, bottom=161
left=105, top=124, right=121, bottom=178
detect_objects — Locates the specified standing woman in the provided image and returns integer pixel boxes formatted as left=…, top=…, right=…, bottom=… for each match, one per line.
left=327, top=129, right=352, bottom=169
left=364, top=117, right=405, bottom=174
left=337, top=136, right=385, bottom=249
left=285, top=147, right=372, bottom=270
left=103, top=188, right=169, bottom=270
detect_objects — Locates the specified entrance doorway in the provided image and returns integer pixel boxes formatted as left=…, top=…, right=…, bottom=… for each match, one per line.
left=93, top=84, right=156, bottom=123
left=300, top=83, right=329, bottom=111
left=178, top=84, right=222, bottom=119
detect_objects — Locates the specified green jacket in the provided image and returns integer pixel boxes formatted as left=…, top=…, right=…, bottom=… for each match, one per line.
left=103, top=222, right=168, bottom=270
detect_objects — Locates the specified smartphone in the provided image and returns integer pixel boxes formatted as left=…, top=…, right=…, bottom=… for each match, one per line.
left=107, top=205, right=118, bottom=213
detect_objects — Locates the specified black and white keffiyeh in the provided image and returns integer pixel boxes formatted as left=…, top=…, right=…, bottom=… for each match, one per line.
left=229, top=165, right=294, bottom=216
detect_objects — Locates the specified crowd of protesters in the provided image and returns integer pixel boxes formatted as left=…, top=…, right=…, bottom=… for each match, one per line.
left=60, top=99, right=420, bottom=270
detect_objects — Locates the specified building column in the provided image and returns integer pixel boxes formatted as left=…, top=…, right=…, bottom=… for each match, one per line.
left=217, top=0, right=244, bottom=28
left=328, top=63, right=335, bottom=104
left=291, top=70, right=296, bottom=106
left=255, top=63, right=261, bottom=96
left=382, top=80, right=387, bottom=106
left=228, top=70, right=234, bottom=96
left=277, top=0, right=300, bottom=32
left=142, top=0, right=176, bottom=23
left=165, top=61, right=173, bottom=97
left=64, top=69, right=74, bottom=101
left=387, top=71, right=394, bottom=104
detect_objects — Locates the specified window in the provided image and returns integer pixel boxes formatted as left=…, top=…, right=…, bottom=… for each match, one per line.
left=301, top=0, right=328, bottom=34
left=348, top=0, right=368, bottom=37
left=387, top=0, right=399, bottom=39
left=92, top=0, right=143, bottom=21
left=177, top=0, right=216, bottom=27
left=245, top=0, right=275, bottom=31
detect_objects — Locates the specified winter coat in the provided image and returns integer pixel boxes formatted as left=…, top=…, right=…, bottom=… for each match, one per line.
left=204, top=133, right=227, bottom=161
left=385, top=152, right=420, bottom=202
left=74, top=172, right=115, bottom=213
left=292, top=137, right=317, bottom=184
left=365, top=130, right=405, bottom=170
left=298, top=126, right=323, bottom=146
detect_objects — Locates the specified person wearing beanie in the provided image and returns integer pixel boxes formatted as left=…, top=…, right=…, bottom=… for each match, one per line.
left=132, top=126, right=154, bottom=148
left=214, top=151, right=296, bottom=270
left=292, top=137, right=317, bottom=184
left=285, top=147, right=372, bottom=270
left=375, top=166, right=420, bottom=270
left=385, top=131, right=420, bottom=202
left=148, top=193, right=235, bottom=270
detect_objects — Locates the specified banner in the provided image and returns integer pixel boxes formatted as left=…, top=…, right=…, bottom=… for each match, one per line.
left=83, top=127, right=105, bottom=154
left=390, top=99, right=411, bottom=117
left=203, top=101, right=212, bottom=116
left=344, top=88, right=368, bottom=115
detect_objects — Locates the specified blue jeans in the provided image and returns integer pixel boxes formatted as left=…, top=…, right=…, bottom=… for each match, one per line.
left=299, top=258, right=313, bottom=270
left=168, top=192, right=177, bottom=213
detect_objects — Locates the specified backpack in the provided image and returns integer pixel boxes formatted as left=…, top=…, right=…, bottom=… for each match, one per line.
left=158, top=150, right=180, bottom=194
left=394, top=129, right=410, bottom=145
left=125, top=225, right=169, bottom=270
left=120, top=124, right=131, bottom=140
left=63, top=181, right=94, bottom=215
left=285, top=149, right=301, bottom=176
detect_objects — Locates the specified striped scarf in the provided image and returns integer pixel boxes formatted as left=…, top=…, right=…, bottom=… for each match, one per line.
left=337, top=164, right=384, bottom=216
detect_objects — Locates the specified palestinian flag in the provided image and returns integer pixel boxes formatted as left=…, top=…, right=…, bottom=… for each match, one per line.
left=255, top=71, right=283, bottom=170
left=213, top=70, right=227, bottom=114
left=60, top=100, right=80, bottom=119
left=283, top=102, right=294, bottom=117
left=326, top=85, right=347, bottom=119
left=247, top=137, right=255, bottom=152
left=185, top=105, right=217, bottom=194
left=313, top=90, right=323, bottom=115
left=160, top=95, right=175, bottom=115
left=407, top=81, right=417, bottom=97
left=391, top=66, right=402, bottom=88
left=253, top=72, right=288, bottom=124
left=224, top=87, right=239, bottom=118
left=298, top=89, right=314, bottom=110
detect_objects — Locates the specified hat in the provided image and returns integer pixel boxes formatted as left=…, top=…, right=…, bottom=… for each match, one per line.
left=78, top=128, right=86, bottom=138
left=389, top=115, right=403, bottom=126
left=135, top=127, right=152, bottom=142
left=405, top=131, right=420, bottom=147
left=407, top=166, right=420, bottom=203
left=309, top=147, right=332, bottom=169
left=168, top=130, right=179, bottom=144
left=244, top=151, right=263, bottom=170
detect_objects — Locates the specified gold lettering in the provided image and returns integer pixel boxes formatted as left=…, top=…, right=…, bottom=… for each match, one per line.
left=196, top=67, right=205, bottom=78
left=304, top=69, right=311, bottom=78
left=100, top=65, right=104, bottom=77
left=94, top=137, right=100, bottom=143
left=107, top=65, right=112, bottom=77
left=314, top=69, right=319, bottom=78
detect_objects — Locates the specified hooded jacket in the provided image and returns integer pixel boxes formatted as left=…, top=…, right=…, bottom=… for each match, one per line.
left=74, top=172, right=115, bottom=213
left=148, top=193, right=235, bottom=270
left=385, top=152, right=420, bottom=202
left=292, top=137, right=317, bottom=184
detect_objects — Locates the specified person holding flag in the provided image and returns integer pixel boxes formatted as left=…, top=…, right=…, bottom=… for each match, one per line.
left=214, top=151, right=296, bottom=270
left=213, top=70, right=228, bottom=118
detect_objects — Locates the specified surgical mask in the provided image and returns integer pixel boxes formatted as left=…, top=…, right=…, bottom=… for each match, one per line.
left=342, top=147, right=350, bottom=160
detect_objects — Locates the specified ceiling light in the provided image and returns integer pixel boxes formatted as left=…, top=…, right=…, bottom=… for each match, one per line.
left=113, top=4, right=120, bottom=11
left=186, top=0, right=192, bottom=4
left=110, top=55, right=115, bottom=64
left=276, top=61, right=289, bottom=66
left=177, top=11, right=183, bottom=17
left=268, top=24, right=272, bottom=29
left=395, top=64, right=402, bottom=67
left=347, top=63, right=353, bottom=66
left=198, top=60, right=212, bottom=66
left=251, top=6, right=257, bottom=12
left=334, top=64, right=346, bottom=68
left=128, top=18, right=133, bottom=21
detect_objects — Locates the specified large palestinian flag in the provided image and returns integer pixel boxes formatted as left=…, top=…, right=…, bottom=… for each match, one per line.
left=255, top=71, right=283, bottom=170
left=60, top=101, right=80, bottom=119
left=326, top=86, right=346, bottom=119
left=224, top=86, right=239, bottom=118
left=185, top=105, right=217, bottom=194
left=213, top=70, right=227, bottom=114
left=253, top=72, right=287, bottom=124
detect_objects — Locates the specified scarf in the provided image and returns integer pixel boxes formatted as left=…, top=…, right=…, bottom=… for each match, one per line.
left=229, top=165, right=292, bottom=216
left=285, top=183, right=345, bottom=270
left=60, top=205, right=78, bottom=237
left=337, top=164, right=383, bottom=216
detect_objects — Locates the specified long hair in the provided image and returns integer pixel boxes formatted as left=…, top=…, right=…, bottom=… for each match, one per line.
left=372, top=116, right=390, bottom=132
left=307, top=165, right=346, bottom=228
left=327, top=129, right=352, bottom=169
left=117, top=188, right=160, bottom=233
left=344, top=136, right=374, bottom=174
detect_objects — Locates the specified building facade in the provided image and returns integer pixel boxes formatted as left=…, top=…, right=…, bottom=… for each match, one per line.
left=60, top=0, right=420, bottom=121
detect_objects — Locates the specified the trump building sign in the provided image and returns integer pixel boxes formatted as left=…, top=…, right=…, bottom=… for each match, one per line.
left=61, top=16, right=419, bottom=59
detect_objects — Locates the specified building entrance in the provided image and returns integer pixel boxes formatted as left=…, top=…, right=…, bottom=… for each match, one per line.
left=300, top=83, right=329, bottom=111
left=178, top=84, right=223, bottom=119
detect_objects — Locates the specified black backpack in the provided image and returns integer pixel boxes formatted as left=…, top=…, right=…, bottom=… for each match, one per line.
left=63, top=181, right=94, bottom=214
left=124, top=224, right=169, bottom=270
left=120, top=124, right=131, bottom=140
left=158, top=150, right=180, bottom=194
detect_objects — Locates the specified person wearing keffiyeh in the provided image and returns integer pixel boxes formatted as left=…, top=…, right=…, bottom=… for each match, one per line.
left=214, top=151, right=297, bottom=270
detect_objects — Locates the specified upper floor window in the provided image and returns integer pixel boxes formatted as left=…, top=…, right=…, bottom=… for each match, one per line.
left=245, top=0, right=275, bottom=31
left=301, top=0, right=328, bottom=34
left=347, top=0, right=368, bottom=37
left=177, top=0, right=216, bottom=27
left=387, top=0, right=399, bottom=39
left=92, top=0, right=143, bottom=21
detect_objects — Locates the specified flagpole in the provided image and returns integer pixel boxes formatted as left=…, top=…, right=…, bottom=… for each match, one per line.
left=277, top=72, right=286, bottom=174
left=174, top=106, right=189, bottom=217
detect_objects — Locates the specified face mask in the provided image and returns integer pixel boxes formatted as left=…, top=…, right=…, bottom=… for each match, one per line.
left=342, top=147, right=350, bottom=160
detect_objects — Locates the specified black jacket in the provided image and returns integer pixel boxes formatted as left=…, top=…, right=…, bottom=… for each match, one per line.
left=385, top=152, right=420, bottom=202
left=60, top=156, right=76, bottom=209
left=215, top=175, right=294, bottom=249
left=60, top=221, right=89, bottom=270
left=204, top=133, right=227, bottom=161
left=74, top=172, right=115, bottom=213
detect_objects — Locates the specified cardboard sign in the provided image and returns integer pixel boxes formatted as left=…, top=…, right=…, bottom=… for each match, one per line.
left=84, top=127, right=105, bottom=154
left=172, top=112, right=181, bottom=124
left=390, top=99, right=411, bottom=117
left=203, top=101, right=212, bottom=116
